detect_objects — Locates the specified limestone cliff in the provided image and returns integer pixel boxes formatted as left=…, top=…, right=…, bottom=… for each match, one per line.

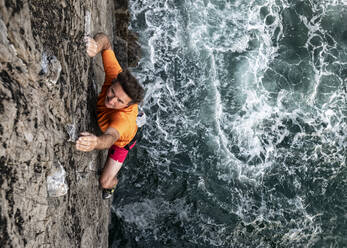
left=0, top=0, right=138, bottom=247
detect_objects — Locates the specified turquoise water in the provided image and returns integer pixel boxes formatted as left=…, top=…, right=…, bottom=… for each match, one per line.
left=110, top=0, right=347, bottom=247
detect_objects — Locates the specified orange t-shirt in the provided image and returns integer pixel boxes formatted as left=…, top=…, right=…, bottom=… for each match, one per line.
left=96, top=50, right=138, bottom=148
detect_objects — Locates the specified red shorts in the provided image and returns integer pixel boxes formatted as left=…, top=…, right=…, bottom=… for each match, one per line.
left=108, top=141, right=136, bottom=163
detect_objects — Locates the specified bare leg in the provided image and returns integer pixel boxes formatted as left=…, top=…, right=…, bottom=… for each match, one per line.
left=99, top=157, right=122, bottom=189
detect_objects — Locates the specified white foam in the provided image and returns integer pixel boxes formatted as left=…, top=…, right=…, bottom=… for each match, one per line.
left=113, top=197, right=192, bottom=230
left=121, top=0, right=346, bottom=245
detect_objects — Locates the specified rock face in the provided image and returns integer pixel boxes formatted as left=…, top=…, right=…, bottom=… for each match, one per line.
left=0, top=0, right=138, bottom=247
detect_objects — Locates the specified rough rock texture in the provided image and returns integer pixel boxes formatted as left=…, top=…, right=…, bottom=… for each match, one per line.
left=0, top=0, right=138, bottom=247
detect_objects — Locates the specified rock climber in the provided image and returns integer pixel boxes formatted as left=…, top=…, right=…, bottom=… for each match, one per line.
left=76, top=33, right=144, bottom=199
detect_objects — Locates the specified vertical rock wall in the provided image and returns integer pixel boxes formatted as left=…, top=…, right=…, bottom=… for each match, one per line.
left=0, top=0, right=137, bottom=247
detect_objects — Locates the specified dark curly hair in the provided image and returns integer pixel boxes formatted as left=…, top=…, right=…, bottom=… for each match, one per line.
left=112, top=69, right=144, bottom=105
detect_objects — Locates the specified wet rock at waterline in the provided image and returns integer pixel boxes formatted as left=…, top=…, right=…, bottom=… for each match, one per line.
left=0, top=1, right=138, bottom=247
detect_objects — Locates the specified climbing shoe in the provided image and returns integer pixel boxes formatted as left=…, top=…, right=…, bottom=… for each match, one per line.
left=102, top=187, right=116, bottom=199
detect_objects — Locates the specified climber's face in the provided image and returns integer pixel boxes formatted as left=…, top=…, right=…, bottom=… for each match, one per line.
left=105, top=82, right=132, bottom=109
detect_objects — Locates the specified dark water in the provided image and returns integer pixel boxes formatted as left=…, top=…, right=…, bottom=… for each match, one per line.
left=110, top=0, right=347, bottom=247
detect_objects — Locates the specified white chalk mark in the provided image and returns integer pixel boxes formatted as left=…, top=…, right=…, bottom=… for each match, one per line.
left=66, top=123, right=77, bottom=142
left=47, top=162, right=68, bottom=197
left=85, top=10, right=91, bottom=36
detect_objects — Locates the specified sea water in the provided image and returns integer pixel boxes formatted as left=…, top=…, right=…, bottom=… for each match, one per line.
left=110, top=0, right=347, bottom=247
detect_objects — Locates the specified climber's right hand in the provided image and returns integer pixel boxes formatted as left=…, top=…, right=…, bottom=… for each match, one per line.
left=85, top=36, right=99, bottom=57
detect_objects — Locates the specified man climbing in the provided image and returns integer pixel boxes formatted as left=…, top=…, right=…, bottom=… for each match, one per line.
left=76, top=33, right=144, bottom=199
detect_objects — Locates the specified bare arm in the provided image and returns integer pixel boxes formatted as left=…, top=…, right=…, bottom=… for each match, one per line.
left=85, top=33, right=112, bottom=57
left=76, top=127, right=119, bottom=152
